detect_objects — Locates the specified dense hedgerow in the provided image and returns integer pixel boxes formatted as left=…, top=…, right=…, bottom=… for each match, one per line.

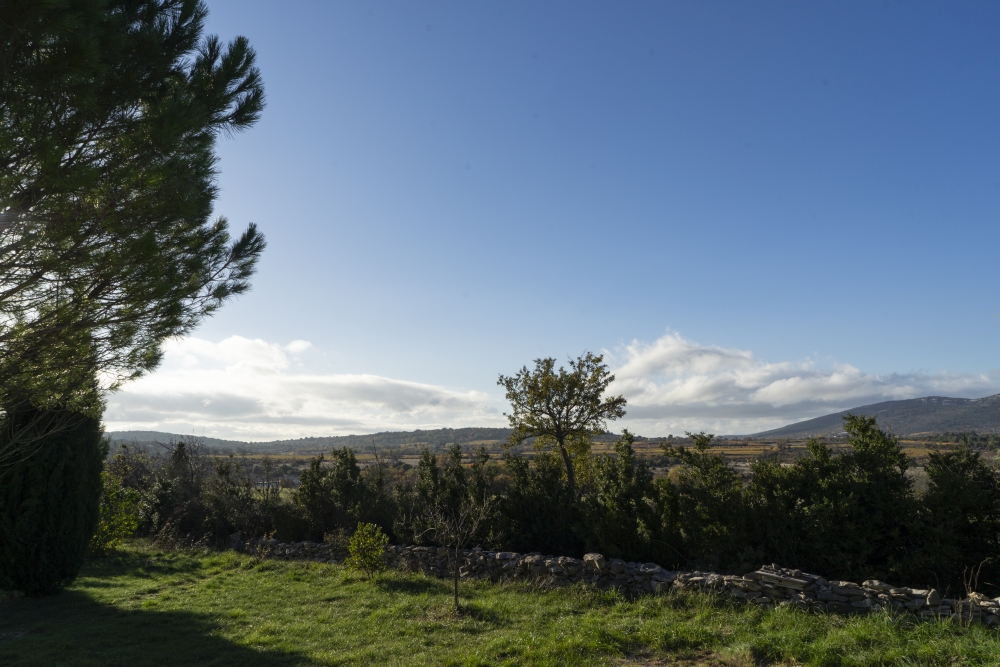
left=109, top=415, right=1000, bottom=596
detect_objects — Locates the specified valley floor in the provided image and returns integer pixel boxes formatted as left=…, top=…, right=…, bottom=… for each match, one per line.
left=1, top=543, right=999, bottom=666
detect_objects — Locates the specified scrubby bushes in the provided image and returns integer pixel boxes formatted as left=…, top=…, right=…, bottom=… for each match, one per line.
left=90, top=471, right=141, bottom=554
left=909, top=442, right=1000, bottom=589
left=665, top=415, right=1000, bottom=593
left=109, top=439, right=289, bottom=547
left=295, top=445, right=399, bottom=540
left=663, top=431, right=749, bottom=571
left=395, top=445, right=499, bottom=545
left=499, top=449, right=579, bottom=555
left=742, top=415, right=918, bottom=583
left=582, top=431, right=681, bottom=565
left=296, top=448, right=365, bottom=539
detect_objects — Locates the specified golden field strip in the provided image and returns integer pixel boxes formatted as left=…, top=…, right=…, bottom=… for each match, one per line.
left=202, top=436, right=979, bottom=482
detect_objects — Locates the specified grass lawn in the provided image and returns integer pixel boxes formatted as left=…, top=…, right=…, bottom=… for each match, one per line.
left=2, top=543, right=999, bottom=666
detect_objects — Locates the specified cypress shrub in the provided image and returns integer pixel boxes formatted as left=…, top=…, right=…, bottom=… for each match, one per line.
left=0, top=408, right=106, bottom=596
left=499, top=450, right=583, bottom=556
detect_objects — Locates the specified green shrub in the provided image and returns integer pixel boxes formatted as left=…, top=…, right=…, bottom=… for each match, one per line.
left=662, top=431, right=749, bottom=571
left=89, top=471, right=141, bottom=555
left=0, top=408, right=105, bottom=595
left=746, top=415, right=917, bottom=582
left=295, top=448, right=364, bottom=540
left=583, top=430, right=679, bottom=563
left=908, top=441, right=1000, bottom=590
left=346, top=522, right=388, bottom=580
left=395, top=445, right=500, bottom=547
left=498, top=449, right=582, bottom=555
left=270, top=501, right=310, bottom=543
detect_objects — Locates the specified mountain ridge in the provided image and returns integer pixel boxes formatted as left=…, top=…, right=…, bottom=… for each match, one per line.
left=750, top=393, right=1000, bottom=438
left=108, top=393, right=1000, bottom=449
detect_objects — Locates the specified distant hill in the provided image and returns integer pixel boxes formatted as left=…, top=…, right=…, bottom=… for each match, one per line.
left=752, top=394, right=1000, bottom=438
left=108, top=427, right=516, bottom=452
left=111, top=394, right=1000, bottom=450
left=103, top=426, right=650, bottom=454
left=108, top=431, right=245, bottom=449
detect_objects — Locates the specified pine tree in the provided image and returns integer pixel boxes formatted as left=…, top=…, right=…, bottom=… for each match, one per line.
left=0, top=0, right=266, bottom=463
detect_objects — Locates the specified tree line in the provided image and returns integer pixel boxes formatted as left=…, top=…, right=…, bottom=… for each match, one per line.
left=83, top=355, right=1000, bottom=600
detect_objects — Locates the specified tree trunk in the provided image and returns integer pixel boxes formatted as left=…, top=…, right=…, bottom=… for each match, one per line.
left=556, top=438, right=576, bottom=497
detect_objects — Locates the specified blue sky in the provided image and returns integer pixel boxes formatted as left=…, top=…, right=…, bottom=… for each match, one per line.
left=107, top=1, right=1000, bottom=440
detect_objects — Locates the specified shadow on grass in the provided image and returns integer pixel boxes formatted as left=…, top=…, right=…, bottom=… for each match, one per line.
left=0, top=590, right=319, bottom=667
left=82, top=549, right=214, bottom=579
left=457, top=602, right=507, bottom=627
left=375, top=575, right=450, bottom=596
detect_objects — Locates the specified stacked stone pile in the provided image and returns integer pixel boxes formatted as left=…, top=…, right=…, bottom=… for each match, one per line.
left=253, top=539, right=1000, bottom=626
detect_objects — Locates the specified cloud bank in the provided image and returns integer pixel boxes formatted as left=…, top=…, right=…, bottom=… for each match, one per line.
left=611, top=331, right=1000, bottom=435
left=104, top=336, right=504, bottom=441
left=105, top=332, right=1000, bottom=441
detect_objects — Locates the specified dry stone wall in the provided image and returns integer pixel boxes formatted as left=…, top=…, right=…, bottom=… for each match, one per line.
left=258, top=540, right=1000, bottom=627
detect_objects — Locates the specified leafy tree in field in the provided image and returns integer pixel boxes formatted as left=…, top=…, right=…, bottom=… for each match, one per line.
left=346, top=522, right=389, bottom=581
left=0, top=0, right=266, bottom=464
left=498, top=353, right=626, bottom=497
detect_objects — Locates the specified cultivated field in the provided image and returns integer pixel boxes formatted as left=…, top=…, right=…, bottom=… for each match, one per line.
left=219, top=435, right=980, bottom=482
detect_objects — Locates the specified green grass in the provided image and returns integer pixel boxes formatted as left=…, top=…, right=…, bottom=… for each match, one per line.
left=2, top=543, right=999, bottom=666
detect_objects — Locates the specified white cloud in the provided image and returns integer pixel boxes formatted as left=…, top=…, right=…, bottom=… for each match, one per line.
left=285, top=340, right=312, bottom=354
left=104, top=336, right=504, bottom=441
left=105, top=331, right=1000, bottom=441
left=609, top=331, right=1000, bottom=435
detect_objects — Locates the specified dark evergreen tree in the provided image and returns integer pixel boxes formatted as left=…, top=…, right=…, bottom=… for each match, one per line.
left=744, top=415, right=918, bottom=582
left=661, top=431, right=749, bottom=571
left=499, top=450, right=582, bottom=556
left=0, top=407, right=105, bottom=595
left=908, top=441, right=1000, bottom=591
left=294, top=448, right=364, bottom=540
left=583, top=430, right=675, bottom=563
